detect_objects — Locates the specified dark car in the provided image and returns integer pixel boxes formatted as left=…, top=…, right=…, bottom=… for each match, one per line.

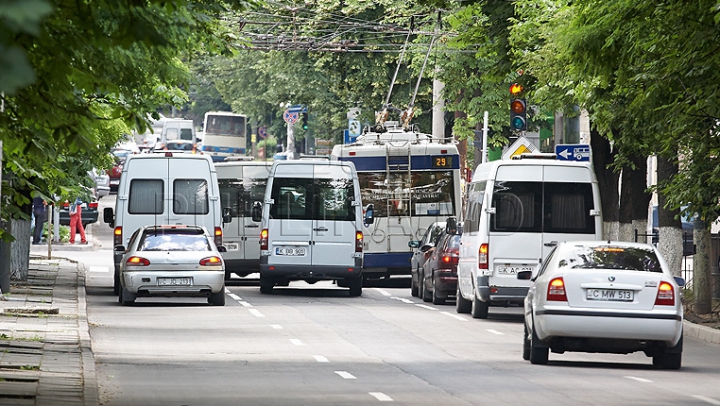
left=58, top=199, right=99, bottom=227
left=409, top=221, right=446, bottom=297
left=420, top=222, right=461, bottom=305
left=107, top=148, right=134, bottom=191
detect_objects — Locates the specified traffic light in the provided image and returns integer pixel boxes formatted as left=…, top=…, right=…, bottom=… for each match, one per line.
left=510, top=83, right=526, bottom=131
left=301, top=112, right=308, bottom=131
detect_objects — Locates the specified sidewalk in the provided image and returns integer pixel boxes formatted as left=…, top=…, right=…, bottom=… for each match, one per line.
left=0, top=255, right=98, bottom=406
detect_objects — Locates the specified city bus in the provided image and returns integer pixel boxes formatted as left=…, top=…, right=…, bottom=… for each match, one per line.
left=331, top=121, right=462, bottom=282
left=201, top=111, right=248, bottom=162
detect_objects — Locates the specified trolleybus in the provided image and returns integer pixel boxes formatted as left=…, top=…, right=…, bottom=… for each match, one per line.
left=201, top=111, right=248, bottom=161
left=331, top=121, right=462, bottom=281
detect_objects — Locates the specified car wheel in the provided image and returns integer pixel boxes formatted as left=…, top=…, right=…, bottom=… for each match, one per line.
left=456, top=288, right=472, bottom=314
left=653, top=335, right=683, bottom=370
left=224, top=271, right=233, bottom=281
left=120, top=287, right=136, bottom=306
left=522, top=324, right=531, bottom=361
left=421, top=272, right=432, bottom=303
left=348, top=278, right=362, bottom=297
left=471, top=294, right=489, bottom=319
left=209, top=289, right=226, bottom=306
left=529, top=321, right=549, bottom=365
left=410, top=271, right=419, bottom=297
left=113, top=271, right=120, bottom=295
left=432, top=280, right=446, bottom=305
left=259, top=274, right=274, bottom=294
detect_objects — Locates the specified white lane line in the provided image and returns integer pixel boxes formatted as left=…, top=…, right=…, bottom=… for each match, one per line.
left=248, top=309, right=265, bottom=318
left=239, top=301, right=253, bottom=307
left=228, top=293, right=242, bottom=301
left=693, top=395, right=720, bottom=405
left=486, top=329, right=504, bottom=335
left=391, top=297, right=414, bottom=304
left=374, top=288, right=392, bottom=297
left=335, top=371, right=356, bottom=379
left=624, top=376, right=653, bottom=383
left=290, top=339, right=304, bottom=346
left=441, top=311, right=468, bottom=321
left=313, top=355, right=329, bottom=363
left=271, top=324, right=283, bottom=330
left=415, top=304, right=438, bottom=311
left=369, top=392, right=393, bottom=402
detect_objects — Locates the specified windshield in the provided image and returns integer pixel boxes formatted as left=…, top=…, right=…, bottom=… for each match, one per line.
left=557, top=245, right=662, bottom=273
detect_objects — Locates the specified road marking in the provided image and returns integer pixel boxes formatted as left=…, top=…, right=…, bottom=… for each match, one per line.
left=415, top=304, right=437, bottom=311
left=290, top=339, right=304, bottom=346
left=369, top=392, right=393, bottom=402
left=228, top=293, right=242, bottom=301
left=335, top=371, right=356, bottom=379
left=313, top=355, right=329, bottom=363
left=391, top=297, right=414, bottom=304
left=248, top=309, right=265, bottom=318
left=693, top=395, right=720, bottom=405
left=624, top=376, right=653, bottom=383
left=239, top=301, right=253, bottom=307
left=271, top=324, right=283, bottom=329
left=486, top=329, right=504, bottom=335
left=441, top=312, right=468, bottom=321
left=374, top=288, right=391, bottom=297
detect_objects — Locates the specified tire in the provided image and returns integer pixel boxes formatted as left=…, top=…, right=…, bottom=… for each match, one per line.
left=522, top=324, right=531, bottom=361
left=348, top=278, right=362, bottom=297
left=432, top=279, right=446, bottom=305
left=224, top=271, right=233, bottom=281
left=259, top=274, right=274, bottom=294
left=653, top=335, right=682, bottom=370
left=410, top=271, right=419, bottom=297
left=120, top=287, right=136, bottom=306
left=471, top=294, right=489, bottom=319
left=529, top=322, right=549, bottom=365
left=113, top=271, right=120, bottom=295
left=209, top=289, right=226, bottom=306
left=456, top=288, right=472, bottom=314
left=421, top=271, right=432, bottom=303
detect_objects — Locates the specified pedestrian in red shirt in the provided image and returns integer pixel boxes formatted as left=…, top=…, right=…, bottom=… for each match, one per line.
left=69, top=198, right=87, bottom=244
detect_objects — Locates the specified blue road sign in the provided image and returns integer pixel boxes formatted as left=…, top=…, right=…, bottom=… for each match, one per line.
left=555, top=144, right=591, bottom=161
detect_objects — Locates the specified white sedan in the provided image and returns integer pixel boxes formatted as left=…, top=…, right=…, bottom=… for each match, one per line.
left=519, top=241, right=685, bottom=369
left=118, top=225, right=227, bottom=306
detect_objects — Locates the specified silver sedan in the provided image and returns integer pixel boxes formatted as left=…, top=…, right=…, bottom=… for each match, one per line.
left=118, top=225, right=227, bottom=306
left=519, top=240, right=685, bottom=369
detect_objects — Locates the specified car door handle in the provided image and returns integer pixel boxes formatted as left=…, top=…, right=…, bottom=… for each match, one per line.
left=245, top=224, right=259, bottom=228
left=544, top=241, right=558, bottom=247
left=313, top=227, right=328, bottom=232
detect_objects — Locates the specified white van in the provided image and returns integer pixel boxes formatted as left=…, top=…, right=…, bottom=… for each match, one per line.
left=251, top=158, right=373, bottom=296
left=104, top=152, right=229, bottom=294
left=159, top=119, right=196, bottom=148
left=457, top=154, right=603, bottom=318
left=215, top=159, right=272, bottom=279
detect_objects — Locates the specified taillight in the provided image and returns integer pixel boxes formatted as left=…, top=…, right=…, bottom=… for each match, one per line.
left=547, top=277, right=567, bottom=301
left=214, top=227, right=223, bottom=246
left=355, top=231, right=363, bottom=253
left=478, top=243, right=488, bottom=269
left=126, top=256, right=150, bottom=266
left=441, top=254, right=459, bottom=265
left=655, top=281, right=675, bottom=306
left=200, top=256, right=223, bottom=266
left=89, top=202, right=98, bottom=209
left=260, top=229, right=268, bottom=250
left=113, top=226, right=122, bottom=247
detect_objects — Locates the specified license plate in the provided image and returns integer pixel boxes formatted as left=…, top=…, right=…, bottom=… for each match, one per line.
left=276, top=247, right=306, bottom=256
left=497, top=265, right=533, bottom=275
left=157, top=277, right=192, bottom=286
left=110, top=180, right=120, bottom=185
left=225, top=243, right=239, bottom=251
left=586, top=289, right=633, bottom=301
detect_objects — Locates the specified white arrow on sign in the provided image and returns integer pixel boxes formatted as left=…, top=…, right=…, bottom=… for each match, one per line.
left=559, top=148, right=571, bottom=160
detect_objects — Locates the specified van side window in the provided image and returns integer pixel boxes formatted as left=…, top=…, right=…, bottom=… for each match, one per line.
left=544, top=183, right=595, bottom=234
left=314, top=178, right=354, bottom=222
left=270, top=177, right=355, bottom=221
left=491, top=181, right=542, bottom=232
left=463, top=181, right=486, bottom=233
left=270, top=178, right=310, bottom=219
left=173, top=179, right=209, bottom=215
left=219, top=179, right=242, bottom=217
left=129, top=179, right=164, bottom=215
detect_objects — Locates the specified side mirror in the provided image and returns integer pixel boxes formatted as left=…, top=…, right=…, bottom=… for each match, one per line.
left=517, top=270, right=533, bottom=280
left=103, top=207, right=115, bottom=227
left=251, top=201, right=262, bottom=223
left=408, top=240, right=420, bottom=249
left=364, top=203, right=374, bottom=225
left=114, top=245, right=126, bottom=252
left=674, top=276, right=685, bottom=287
left=446, top=216, right=458, bottom=235
left=222, top=207, right=232, bottom=225
left=217, top=245, right=227, bottom=253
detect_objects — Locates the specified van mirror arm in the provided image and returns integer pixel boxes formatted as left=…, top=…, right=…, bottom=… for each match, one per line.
left=222, top=207, right=232, bottom=225
left=251, top=201, right=263, bottom=223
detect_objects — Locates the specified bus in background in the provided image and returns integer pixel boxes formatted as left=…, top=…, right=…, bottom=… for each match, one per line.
left=331, top=121, right=462, bottom=283
left=201, top=111, right=248, bottom=162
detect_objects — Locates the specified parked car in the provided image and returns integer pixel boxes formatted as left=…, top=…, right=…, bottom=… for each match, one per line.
left=420, top=219, right=461, bottom=305
left=107, top=148, right=134, bottom=192
left=89, top=169, right=110, bottom=199
left=409, top=221, right=446, bottom=297
left=58, top=197, right=99, bottom=227
left=117, top=225, right=227, bottom=306
left=518, top=240, right=685, bottom=369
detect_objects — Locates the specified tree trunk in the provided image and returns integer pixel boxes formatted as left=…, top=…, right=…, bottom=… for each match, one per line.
left=656, top=156, right=683, bottom=278
left=693, top=218, right=712, bottom=314
left=590, top=126, right=619, bottom=240
left=618, top=153, right=650, bottom=242
left=10, top=218, right=31, bottom=281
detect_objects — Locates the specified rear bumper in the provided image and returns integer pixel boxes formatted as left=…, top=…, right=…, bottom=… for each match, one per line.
left=121, top=270, right=225, bottom=295
left=260, top=263, right=362, bottom=281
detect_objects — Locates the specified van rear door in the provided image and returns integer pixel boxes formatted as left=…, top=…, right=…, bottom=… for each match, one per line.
left=166, top=157, right=218, bottom=228
left=240, top=164, right=271, bottom=261
left=310, top=164, right=358, bottom=268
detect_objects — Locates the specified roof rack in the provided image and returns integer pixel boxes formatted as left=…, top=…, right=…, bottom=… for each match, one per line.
left=511, top=153, right=557, bottom=160
left=224, top=156, right=255, bottom=161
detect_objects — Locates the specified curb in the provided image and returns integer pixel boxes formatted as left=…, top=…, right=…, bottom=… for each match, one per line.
left=77, top=262, right=100, bottom=406
left=683, top=320, right=720, bottom=345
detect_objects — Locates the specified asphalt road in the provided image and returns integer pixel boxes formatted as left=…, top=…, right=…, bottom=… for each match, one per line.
left=59, top=195, right=720, bottom=406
